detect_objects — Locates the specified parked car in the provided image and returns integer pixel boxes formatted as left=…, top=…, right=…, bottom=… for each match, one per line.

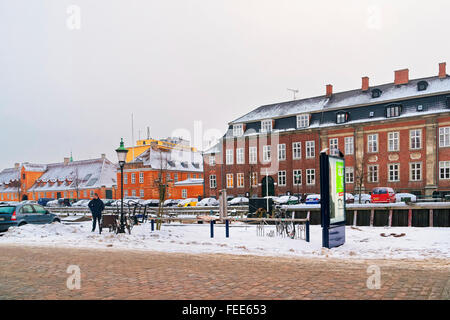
left=345, top=193, right=355, bottom=204
left=0, top=203, right=61, bottom=232
left=141, top=199, right=160, bottom=207
left=163, top=199, right=181, bottom=207
left=45, top=199, right=60, bottom=207
left=177, top=198, right=198, bottom=207
left=197, top=198, right=219, bottom=206
left=37, top=198, right=55, bottom=206
left=395, top=193, right=417, bottom=203
left=353, top=193, right=371, bottom=204
left=72, top=199, right=90, bottom=207
left=274, top=195, right=299, bottom=205
left=371, top=187, right=396, bottom=203
left=228, top=197, right=249, bottom=206
left=102, top=199, right=115, bottom=207
left=305, top=194, right=321, bottom=204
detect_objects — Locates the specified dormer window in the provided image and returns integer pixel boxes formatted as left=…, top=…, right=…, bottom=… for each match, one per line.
left=336, top=112, right=348, bottom=124
left=417, top=105, right=424, bottom=111
left=371, top=89, right=382, bottom=98
left=417, top=81, right=428, bottom=91
left=296, top=114, right=310, bottom=128
left=369, top=111, right=374, bottom=117
left=386, top=104, right=402, bottom=118
left=233, top=124, right=244, bottom=137
left=261, top=119, right=273, bottom=133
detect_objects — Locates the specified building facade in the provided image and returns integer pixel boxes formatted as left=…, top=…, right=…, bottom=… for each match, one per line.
left=118, top=143, right=204, bottom=200
left=0, top=155, right=117, bottom=201
left=204, top=63, right=450, bottom=198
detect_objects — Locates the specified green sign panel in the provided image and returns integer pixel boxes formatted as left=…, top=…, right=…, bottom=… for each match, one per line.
left=329, top=157, right=345, bottom=224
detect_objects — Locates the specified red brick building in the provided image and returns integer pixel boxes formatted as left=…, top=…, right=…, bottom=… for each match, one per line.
left=204, top=63, right=450, bottom=198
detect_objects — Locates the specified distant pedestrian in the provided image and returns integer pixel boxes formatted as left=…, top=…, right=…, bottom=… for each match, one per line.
left=88, top=193, right=105, bottom=233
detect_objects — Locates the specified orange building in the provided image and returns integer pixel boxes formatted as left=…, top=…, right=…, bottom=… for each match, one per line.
left=0, top=155, right=118, bottom=202
left=173, top=178, right=204, bottom=199
left=118, top=144, right=204, bottom=200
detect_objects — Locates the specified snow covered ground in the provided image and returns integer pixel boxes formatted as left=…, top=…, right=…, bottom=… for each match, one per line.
left=0, top=221, right=449, bottom=260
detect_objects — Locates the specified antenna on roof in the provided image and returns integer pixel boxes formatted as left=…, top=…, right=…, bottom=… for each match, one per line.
left=287, top=88, right=299, bottom=100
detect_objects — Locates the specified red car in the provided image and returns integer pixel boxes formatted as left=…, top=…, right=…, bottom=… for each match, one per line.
left=371, top=187, right=396, bottom=203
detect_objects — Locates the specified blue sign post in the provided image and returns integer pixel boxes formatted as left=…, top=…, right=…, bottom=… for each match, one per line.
left=320, top=149, right=346, bottom=249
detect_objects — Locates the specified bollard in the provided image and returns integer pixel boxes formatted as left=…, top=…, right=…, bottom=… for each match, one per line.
left=151, top=219, right=154, bottom=231
left=225, top=219, right=229, bottom=238
left=210, top=220, right=214, bottom=238
left=305, top=221, right=310, bottom=242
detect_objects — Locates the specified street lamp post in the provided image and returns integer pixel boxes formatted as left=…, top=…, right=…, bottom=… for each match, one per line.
left=115, top=138, right=128, bottom=234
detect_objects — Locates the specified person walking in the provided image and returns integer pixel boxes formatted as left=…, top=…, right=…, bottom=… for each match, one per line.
left=88, top=193, right=105, bottom=233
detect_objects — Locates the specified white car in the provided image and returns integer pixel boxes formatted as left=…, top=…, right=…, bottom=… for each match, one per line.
left=305, top=194, right=321, bottom=204
left=72, top=199, right=90, bottom=207
left=46, top=199, right=60, bottom=207
left=395, top=193, right=417, bottom=203
left=275, top=195, right=299, bottom=204
left=354, top=193, right=371, bottom=204
left=197, top=198, right=219, bottom=206
left=227, top=197, right=249, bottom=206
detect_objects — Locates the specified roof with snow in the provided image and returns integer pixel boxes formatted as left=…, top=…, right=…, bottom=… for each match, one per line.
left=203, top=143, right=221, bottom=155
left=28, top=157, right=117, bottom=192
left=229, top=75, right=450, bottom=124
left=134, top=146, right=203, bottom=172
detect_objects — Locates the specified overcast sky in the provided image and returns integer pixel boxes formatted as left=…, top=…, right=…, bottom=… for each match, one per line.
left=0, top=0, right=449, bottom=168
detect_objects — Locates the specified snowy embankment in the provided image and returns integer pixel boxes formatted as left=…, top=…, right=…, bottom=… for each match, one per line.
left=0, top=221, right=449, bottom=260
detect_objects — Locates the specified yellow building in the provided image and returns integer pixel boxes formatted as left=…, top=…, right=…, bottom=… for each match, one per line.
left=125, top=137, right=197, bottom=162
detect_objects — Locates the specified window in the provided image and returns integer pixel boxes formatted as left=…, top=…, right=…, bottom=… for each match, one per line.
left=226, top=149, right=234, bottom=165
left=233, top=124, right=243, bottom=137
left=371, top=89, right=382, bottom=98
left=263, top=145, right=271, bottom=162
left=417, top=81, right=428, bottom=91
left=236, top=148, right=245, bottom=164
left=237, top=173, right=244, bottom=188
left=440, top=161, right=450, bottom=180
left=192, top=174, right=196, bottom=179
left=209, top=175, right=217, bottom=188
left=131, top=173, right=136, bottom=184
left=388, top=132, right=400, bottom=152
left=410, top=129, right=422, bottom=150
left=209, top=156, right=216, bottom=166
left=139, top=189, right=144, bottom=198
left=261, top=119, right=273, bottom=133
left=369, top=111, right=374, bottom=117
left=367, top=134, right=378, bottom=153
left=368, top=165, right=379, bottom=183
left=139, top=172, right=144, bottom=183
left=329, top=138, right=338, bottom=151
left=174, top=173, right=178, bottom=182
left=278, top=171, right=286, bottom=186
left=131, top=190, right=136, bottom=197
left=345, top=167, right=354, bottom=183
left=306, top=169, right=315, bottom=185
left=90, top=190, right=94, bottom=197
left=336, top=113, right=348, bottom=124
left=124, top=174, right=128, bottom=184
left=386, top=105, right=401, bottom=118
left=345, top=137, right=354, bottom=155
left=306, top=141, right=315, bottom=158
left=249, top=146, right=257, bottom=164
left=251, top=172, right=258, bottom=186
left=439, top=127, right=450, bottom=147
left=388, top=163, right=400, bottom=182
left=410, top=163, right=422, bottom=181
left=226, top=174, right=234, bottom=188
left=277, top=144, right=286, bottom=160
left=182, top=189, right=187, bottom=198
left=296, top=114, right=310, bottom=128
left=293, top=170, right=302, bottom=185
left=292, top=142, right=301, bottom=160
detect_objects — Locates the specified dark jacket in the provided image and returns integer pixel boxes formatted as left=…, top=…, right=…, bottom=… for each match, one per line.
left=88, top=198, right=105, bottom=216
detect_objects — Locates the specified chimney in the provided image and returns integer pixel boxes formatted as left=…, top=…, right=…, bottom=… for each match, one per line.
left=101, top=153, right=106, bottom=159
left=326, top=84, right=333, bottom=97
left=63, top=157, right=70, bottom=165
left=362, top=76, right=369, bottom=91
left=394, top=69, right=409, bottom=85
left=439, top=62, right=447, bottom=79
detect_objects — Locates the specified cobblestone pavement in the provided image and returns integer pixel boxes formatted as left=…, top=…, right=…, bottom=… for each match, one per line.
left=0, top=244, right=448, bottom=300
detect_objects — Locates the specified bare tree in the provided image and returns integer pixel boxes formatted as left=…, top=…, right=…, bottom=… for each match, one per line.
left=154, top=148, right=170, bottom=230
left=71, top=168, right=82, bottom=201
left=248, top=165, right=255, bottom=198
left=354, top=153, right=368, bottom=204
